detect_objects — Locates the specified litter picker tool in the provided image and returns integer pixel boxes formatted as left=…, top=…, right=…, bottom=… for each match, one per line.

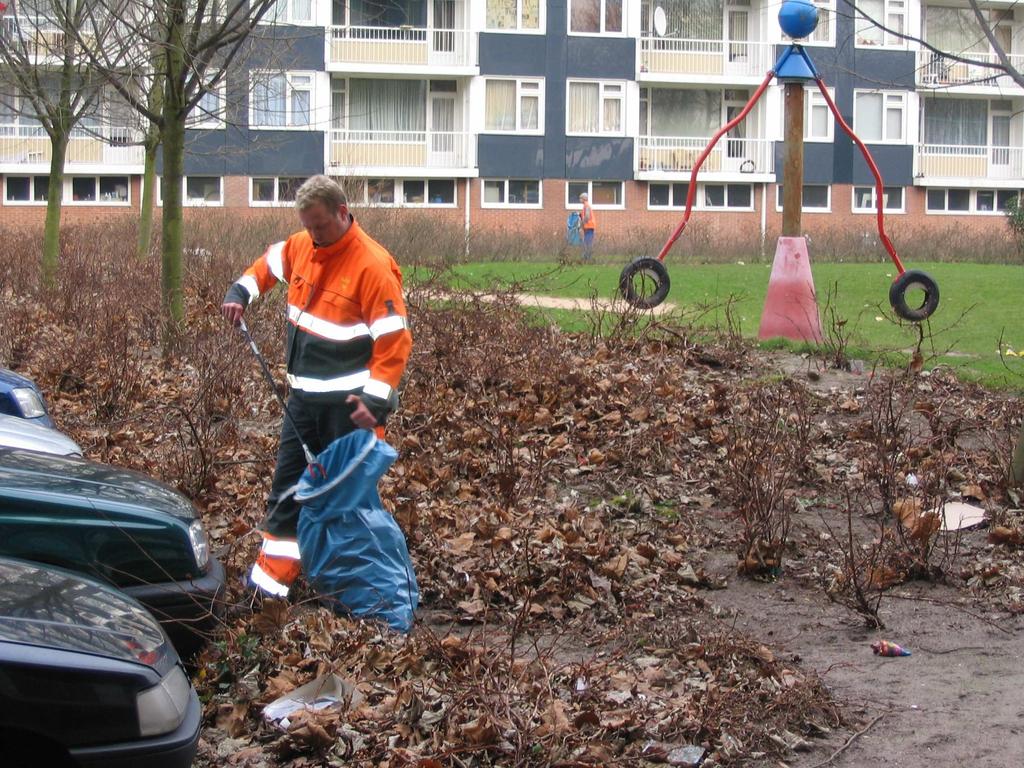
left=237, top=318, right=325, bottom=479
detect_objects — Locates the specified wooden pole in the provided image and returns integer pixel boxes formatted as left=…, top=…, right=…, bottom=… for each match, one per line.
left=782, top=82, right=805, bottom=237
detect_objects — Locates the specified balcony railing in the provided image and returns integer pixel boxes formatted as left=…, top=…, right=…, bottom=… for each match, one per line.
left=637, top=136, right=774, bottom=175
left=328, top=129, right=474, bottom=170
left=917, top=143, right=1024, bottom=180
left=639, top=38, right=775, bottom=79
left=328, top=25, right=473, bottom=68
left=0, top=125, right=145, bottom=167
left=917, top=49, right=1024, bottom=89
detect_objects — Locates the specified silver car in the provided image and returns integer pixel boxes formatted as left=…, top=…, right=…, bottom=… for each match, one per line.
left=0, top=413, right=83, bottom=456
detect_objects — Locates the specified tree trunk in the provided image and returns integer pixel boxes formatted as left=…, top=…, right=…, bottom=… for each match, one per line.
left=41, top=133, right=69, bottom=288
left=160, top=5, right=187, bottom=344
left=160, top=113, right=185, bottom=339
left=1012, top=420, right=1024, bottom=487
left=138, top=137, right=158, bottom=257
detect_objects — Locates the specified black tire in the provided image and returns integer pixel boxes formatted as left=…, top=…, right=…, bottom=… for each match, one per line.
left=889, top=269, right=939, bottom=322
left=619, top=258, right=671, bottom=309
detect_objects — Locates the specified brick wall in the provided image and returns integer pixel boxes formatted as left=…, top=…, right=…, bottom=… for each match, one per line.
left=2, top=174, right=1014, bottom=258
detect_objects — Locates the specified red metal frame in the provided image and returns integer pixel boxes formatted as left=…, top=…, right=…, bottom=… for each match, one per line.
left=653, top=70, right=907, bottom=277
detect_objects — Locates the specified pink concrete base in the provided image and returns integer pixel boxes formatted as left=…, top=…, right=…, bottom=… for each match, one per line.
left=757, top=236, right=823, bottom=344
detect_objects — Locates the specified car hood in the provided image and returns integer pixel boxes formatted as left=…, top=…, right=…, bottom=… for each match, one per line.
left=0, top=558, right=168, bottom=666
left=0, top=368, right=36, bottom=392
left=0, top=448, right=197, bottom=520
left=0, top=414, right=82, bottom=456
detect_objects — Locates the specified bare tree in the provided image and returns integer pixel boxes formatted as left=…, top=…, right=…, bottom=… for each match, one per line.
left=0, top=1, right=119, bottom=285
left=71, top=0, right=278, bottom=340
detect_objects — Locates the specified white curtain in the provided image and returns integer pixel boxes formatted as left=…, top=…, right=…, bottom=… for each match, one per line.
left=925, top=7, right=987, bottom=53
left=603, top=94, right=621, bottom=132
left=253, top=74, right=286, bottom=127
left=520, top=91, right=538, bottom=130
left=856, top=92, right=883, bottom=141
left=924, top=98, right=987, bottom=147
left=350, top=79, right=426, bottom=132
left=569, top=82, right=599, bottom=132
left=485, top=80, right=516, bottom=130
left=650, top=89, right=719, bottom=135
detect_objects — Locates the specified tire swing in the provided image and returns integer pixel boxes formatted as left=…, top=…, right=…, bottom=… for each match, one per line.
left=619, top=258, right=671, bottom=310
left=889, top=270, right=940, bottom=322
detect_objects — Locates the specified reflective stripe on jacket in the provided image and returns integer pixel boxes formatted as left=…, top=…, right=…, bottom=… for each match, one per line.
left=224, top=218, right=412, bottom=418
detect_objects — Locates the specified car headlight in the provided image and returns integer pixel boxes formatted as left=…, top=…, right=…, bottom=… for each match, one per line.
left=12, top=387, right=47, bottom=419
left=188, top=520, right=210, bottom=571
left=137, top=664, right=191, bottom=737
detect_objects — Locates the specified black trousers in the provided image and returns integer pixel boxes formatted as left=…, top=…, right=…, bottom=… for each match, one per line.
left=261, top=395, right=357, bottom=538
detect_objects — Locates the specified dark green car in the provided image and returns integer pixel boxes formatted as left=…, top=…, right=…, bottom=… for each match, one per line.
left=0, top=448, right=225, bottom=656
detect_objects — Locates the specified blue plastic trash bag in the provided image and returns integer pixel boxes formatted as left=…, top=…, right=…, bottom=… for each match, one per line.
left=566, top=212, right=582, bottom=245
left=295, top=430, right=419, bottom=633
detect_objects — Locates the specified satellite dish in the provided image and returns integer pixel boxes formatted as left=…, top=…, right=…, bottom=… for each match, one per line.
left=653, top=6, right=667, bottom=37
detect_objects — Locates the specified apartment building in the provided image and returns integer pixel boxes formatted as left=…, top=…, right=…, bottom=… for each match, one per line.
left=2, top=0, right=1023, bottom=247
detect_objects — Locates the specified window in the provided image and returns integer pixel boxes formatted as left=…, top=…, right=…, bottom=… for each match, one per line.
left=251, top=176, right=307, bottom=206
left=189, top=84, right=225, bottom=128
left=251, top=72, right=313, bottom=128
left=856, top=0, right=905, bottom=47
left=854, top=91, right=906, bottom=143
left=484, top=78, right=542, bottom=132
left=4, top=176, right=49, bottom=204
left=808, top=1, right=835, bottom=45
left=806, top=87, right=833, bottom=141
left=354, top=179, right=456, bottom=206
left=350, top=79, right=425, bottom=132
left=486, top=0, right=541, bottom=31
left=776, top=184, right=831, bottom=212
left=923, top=98, right=986, bottom=148
left=267, top=0, right=313, bottom=24
left=567, top=81, right=624, bottom=135
left=649, top=183, right=752, bottom=210
left=566, top=181, right=624, bottom=208
left=853, top=186, right=904, bottom=213
left=66, top=176, right=130, bottom=205
left=184, top=177, right=223, bottom=206
left=483, top=179, right=541, bottom=207
left=569, top=0, right=622, bottom=34
left=927, top=188, right=1020, bottom=214
left=368, top=179, right=396, bottom=204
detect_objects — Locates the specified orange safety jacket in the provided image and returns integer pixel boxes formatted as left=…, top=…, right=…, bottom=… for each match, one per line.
left=225, top=217, right=412, bottom=421
left=581, top=202, right=597, bottom=231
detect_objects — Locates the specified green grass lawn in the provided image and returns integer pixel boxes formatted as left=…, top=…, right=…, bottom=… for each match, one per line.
left=412, top=261, right=1024, bottom=389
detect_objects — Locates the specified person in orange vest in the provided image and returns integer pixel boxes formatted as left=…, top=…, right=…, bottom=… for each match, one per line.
left=578, top=192, right=597, bottom=260
left=221, top=175, right=412, bottom=599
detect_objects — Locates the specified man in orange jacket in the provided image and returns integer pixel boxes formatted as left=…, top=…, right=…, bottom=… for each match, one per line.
left=579, top=192, right=596, bottom=260
left=221, top=175, right=412, bottom=599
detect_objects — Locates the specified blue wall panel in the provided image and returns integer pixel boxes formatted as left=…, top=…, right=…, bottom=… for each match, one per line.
left=179, top=130, right=324, bottom=176
left=478, top=135, right=545, bottom=177
left=478, top=33, right=547, bottom=76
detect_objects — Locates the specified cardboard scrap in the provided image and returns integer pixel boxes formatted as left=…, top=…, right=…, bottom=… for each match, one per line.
left=262, top=672, right=363, bottom=729
left=936, top=501, right=987, bottom=532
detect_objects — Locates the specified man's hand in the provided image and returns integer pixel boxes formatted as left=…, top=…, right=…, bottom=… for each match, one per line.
left=346, top=395, right=378, bottom=430
left=221, top=302, right=245, bottom=327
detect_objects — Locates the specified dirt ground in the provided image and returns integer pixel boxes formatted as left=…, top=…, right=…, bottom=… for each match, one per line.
left=694, top=354, right=1024, bottom=768
left=704, top=545, right=1024, bottom=767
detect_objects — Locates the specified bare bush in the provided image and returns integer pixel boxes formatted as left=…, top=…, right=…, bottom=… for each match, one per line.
left=723, top=381, right=813, bottom=577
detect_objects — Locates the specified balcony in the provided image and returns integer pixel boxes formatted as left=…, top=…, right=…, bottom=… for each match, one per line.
left=916, top=143, right=1024, bottom=183
left=0, top=16, right=99, bottom=62
left=327, top=26, right=475, bottom=73
left=917, top=50, right=1024, bottom=91
left=327, top=129, right=475, bottom=174
left=636, top=136, right=774, bottom=179
left=0, top=126, right=145, bottom=171
left=639, top=38, right=775, bottom=81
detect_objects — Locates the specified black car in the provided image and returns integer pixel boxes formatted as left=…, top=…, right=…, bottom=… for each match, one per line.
left=0, top=557, right=200, bottom=768
left=0, top=448, right=226, bottom=656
